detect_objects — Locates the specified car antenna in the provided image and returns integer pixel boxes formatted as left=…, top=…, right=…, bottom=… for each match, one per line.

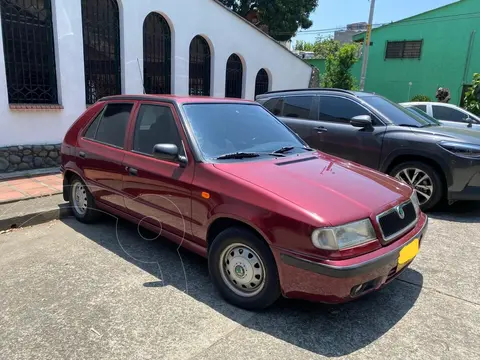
left=137, top=58, right=146, bottom=94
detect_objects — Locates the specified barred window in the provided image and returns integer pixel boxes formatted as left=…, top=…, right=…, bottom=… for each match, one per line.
left=0, top=0, right=58, bottom=104
left=385, top=40, right=423, bottom=59
left=255, top=69, right=269, bottom=97
left=189, top=35, right=211, bottom=96
left=143, top=12, right=171, bottom=95
left=81, top=0, right=121, bottom=104
left=225, top=54, right=243, bottom=98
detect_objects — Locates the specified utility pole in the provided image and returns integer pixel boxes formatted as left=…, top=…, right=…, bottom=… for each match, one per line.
left=359, top=0, right=376, bottom=91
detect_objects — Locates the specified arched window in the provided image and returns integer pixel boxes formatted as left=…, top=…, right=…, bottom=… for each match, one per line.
left=255, top=69, right=269, bottom=97
left=81, top=0, right=121, bottom=104
left=0, top=0, right=57, bottom=104
left=143, top=13, right=171, bottom=94
left=225, top=54, right=243, bottom=98
left=189, top=36, right=211, bottom=96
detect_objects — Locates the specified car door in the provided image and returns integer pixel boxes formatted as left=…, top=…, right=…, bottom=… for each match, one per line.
left=312, top=95, right=386, bottom=169
left=77, top=101, right=135, bottom=211
left=274, top=95, right=319, bottom=146
left=432, top=104, right=478, bottom=128
left=122, top=102, right=195, bottom=240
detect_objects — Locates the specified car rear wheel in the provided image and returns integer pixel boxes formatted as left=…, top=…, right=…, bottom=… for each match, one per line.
left=390, top=161, right=444, bottom=211
left=69, top=176, right=100, bottom=223
left=208, top=227, right=281, bottom=310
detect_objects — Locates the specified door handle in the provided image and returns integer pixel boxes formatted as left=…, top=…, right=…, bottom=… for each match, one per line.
left=78, top=151, right=86, bottom=158
left=314, top=126, right=328, bottom=133
left=126, top=167, right=138, bottom=176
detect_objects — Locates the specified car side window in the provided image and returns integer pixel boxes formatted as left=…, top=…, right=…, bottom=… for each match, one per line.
left=282, top=96, right=314, bottom=119
left=263, top=98, right=283, bottom=116
left=414, top=104, right=427, bottom=112
left=432, top=105, right=466, bottom=122
left=319, top=96, right=370, bottom=124
left=84, top=103, right=133, bottom=148
left=133, top=104, right=184, bottom=156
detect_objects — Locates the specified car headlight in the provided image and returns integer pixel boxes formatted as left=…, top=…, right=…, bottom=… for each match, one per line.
left=411, top=191, right=421, bottom=216
left=438, top=141, right=480, bottom=158
left=311, top=219, right=377, bottom=251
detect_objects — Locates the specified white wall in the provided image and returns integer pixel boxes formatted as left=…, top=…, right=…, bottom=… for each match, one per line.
left=0, top=0, right=312, bottom=147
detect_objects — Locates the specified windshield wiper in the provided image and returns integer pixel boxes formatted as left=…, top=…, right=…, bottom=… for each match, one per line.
left=271, top=146, right=314, bottom=154
left=216, top=152, right=260, bottom=160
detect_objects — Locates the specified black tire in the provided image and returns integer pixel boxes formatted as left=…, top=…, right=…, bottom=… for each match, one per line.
left=390, top=161, right=444, bottom=211
left=68, top=176, right=100, bottom=223
left=208, top=227, right=281, bottom=310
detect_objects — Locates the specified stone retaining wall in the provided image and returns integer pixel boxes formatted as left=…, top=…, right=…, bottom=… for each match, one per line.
left=0, top=144, right=62, bottom=173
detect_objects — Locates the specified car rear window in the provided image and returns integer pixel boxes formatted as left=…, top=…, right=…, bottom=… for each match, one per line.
left=282, top=96, right=314, bottom=119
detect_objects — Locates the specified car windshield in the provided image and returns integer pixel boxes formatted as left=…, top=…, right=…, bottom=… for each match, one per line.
left=360, top=95, right=432, bottom=127
left=404, top=106, right=441, bottom=125
left=182, top=103, right=307, bottom=160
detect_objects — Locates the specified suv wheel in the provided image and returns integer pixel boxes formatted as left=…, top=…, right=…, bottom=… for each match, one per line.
left=390, top=161, right=444, bottom=211
left=208, top=227, right=281, bottom=310
left=69, top=176, right=100, bottom=223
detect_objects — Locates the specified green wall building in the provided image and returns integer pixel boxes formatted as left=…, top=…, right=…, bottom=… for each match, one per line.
left=307, top=0, right=480, bottom=105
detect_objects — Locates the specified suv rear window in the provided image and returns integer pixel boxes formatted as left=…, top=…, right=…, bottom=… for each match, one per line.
left=262, top=98, right=283, bottom=116
left=84, top=103, right=133, bottom=148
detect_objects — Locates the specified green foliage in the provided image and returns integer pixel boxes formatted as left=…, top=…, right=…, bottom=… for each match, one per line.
left=295, top=40, right=315, bottom=52
left=313, top=37, right=341, bottom=59
left=219, top=0, right=318, bottom=41
left=411, top=95, right=431, bottom=102
left=322, top=43, right=361, bottom=90
left=464, top=73, right=480, bottom=116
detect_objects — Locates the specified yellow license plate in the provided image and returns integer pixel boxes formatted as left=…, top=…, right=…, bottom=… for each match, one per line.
left=397, top=239, right=419, bottom=270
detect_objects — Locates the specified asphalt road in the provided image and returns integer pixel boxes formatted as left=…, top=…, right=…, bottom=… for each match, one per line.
left=1, top=202, right=479, bottom=360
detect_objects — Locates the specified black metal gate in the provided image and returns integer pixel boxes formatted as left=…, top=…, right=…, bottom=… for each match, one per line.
left=81, top=0, right=121, bottom=104
left=0, top=0, right=58, bottom=104
left=255, top=69, right=269, bottom=97
left=189, top=36, right=211, bottom=96
left=225, top=54, right=243, bottom=98
left=143, top=13, right=171, bottom=94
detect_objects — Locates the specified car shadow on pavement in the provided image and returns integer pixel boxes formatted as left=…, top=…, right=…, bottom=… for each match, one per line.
left=428, top=200, right=480, bottom=223
left=61, top=216, right=423, bottom=357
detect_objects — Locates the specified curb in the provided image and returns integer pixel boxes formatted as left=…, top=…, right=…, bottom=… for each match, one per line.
left=0, top=191, right=62, bottom=206
left=0, top=167, right=60, bottom=181
left=0, top=204, right=71, bottom=232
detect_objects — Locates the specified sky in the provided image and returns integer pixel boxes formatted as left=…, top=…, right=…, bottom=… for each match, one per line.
left=292, top=0, right=457, bottom=45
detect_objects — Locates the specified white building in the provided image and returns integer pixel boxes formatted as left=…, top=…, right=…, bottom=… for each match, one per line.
left=0, top=0, right=312, bottom=155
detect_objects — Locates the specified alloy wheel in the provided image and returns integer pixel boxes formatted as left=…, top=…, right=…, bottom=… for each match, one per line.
left=395, top=167, right=433, bottom=205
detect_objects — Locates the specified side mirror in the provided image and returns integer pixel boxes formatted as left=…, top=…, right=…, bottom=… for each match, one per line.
left=153, top=144, right=187, bottom=165
left=465, top=118, right=473, bottom=127
left=350, top=115, right=372, bottom=128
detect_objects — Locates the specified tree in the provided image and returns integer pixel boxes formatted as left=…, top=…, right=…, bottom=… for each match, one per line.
left=219, top=0, right=318, bottom=41
left=464, top=73, right=480, bottom=116
left=313, top=37, right=341, bottom=59
left=322, top=42, right=361, bottom=90
left=294, top=40, right=315, bottom=52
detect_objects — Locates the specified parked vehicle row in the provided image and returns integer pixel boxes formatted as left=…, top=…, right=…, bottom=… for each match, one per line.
left=256, top=89, right=480, bottom=211
left=61, top=94, right=427, bottom=310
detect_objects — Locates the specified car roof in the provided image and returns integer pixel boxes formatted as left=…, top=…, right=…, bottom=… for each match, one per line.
left=99, top=94, right=255, bottom=105
left=255, top=88, right=375, bottom=99
left=401, top=102, right=461, bottom=108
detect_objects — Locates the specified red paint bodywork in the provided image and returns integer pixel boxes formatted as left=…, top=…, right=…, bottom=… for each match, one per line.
left=61, top=95, right=428, bottom=303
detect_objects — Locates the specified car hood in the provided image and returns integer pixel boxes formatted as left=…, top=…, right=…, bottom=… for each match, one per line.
left=213, top=152, right=412, bottom=226
left=410, top=125, right=480, bottom=143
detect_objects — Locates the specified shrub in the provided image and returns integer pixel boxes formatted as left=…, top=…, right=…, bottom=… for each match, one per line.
left=464, top=73, right=480, bottom=116
left=411, top=95, right=431, bottom=102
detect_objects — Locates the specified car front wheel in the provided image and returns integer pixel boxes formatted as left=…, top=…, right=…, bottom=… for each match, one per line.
left=390, top=161, right=444, bottom=211
left=208, top=227, right=281, bottom=310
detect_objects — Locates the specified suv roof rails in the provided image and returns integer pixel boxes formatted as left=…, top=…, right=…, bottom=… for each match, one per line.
left=258, top=88, right=356, bottom=97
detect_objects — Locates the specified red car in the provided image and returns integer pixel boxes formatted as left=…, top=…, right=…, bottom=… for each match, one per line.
left=61, top=95, right=428, bottom=310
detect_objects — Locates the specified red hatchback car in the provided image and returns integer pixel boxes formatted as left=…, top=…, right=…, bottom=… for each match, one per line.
left=61, top=95, right=428, bottom=310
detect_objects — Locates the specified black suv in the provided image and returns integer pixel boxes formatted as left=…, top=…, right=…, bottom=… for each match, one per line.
left=256, top=89, right=480, bottom=210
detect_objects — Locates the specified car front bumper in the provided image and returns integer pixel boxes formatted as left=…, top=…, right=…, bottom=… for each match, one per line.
left=272, top=213, right=428, bottom=303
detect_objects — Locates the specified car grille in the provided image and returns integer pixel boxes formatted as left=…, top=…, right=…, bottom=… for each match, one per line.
left=377, top=201, right=417, bottom=242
